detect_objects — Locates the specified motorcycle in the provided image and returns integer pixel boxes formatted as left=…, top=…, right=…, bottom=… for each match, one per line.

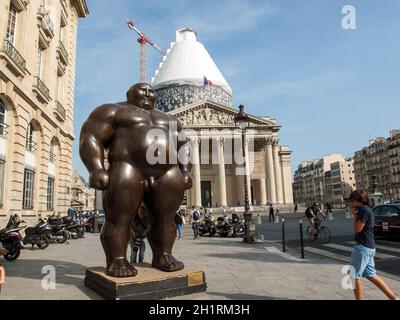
left=46, top=215, right=68, bottom=244
left=63, top=217, right=84, bottom=239
left=215, top=216, right=234, bottom=238
left=0, top=225, right=24, bottom=261
left=199, top=217, right=217, bottom=237
left=22, top=220, right=51, bottom=249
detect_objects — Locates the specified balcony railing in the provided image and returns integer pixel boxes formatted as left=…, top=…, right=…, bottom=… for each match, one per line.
left=55, top=100, right=66, bottom=121
left=38, top=5, right=55, bottom=37
left=34, top=76, right=50, bottom=101
left=0, top=123, right=9, bottom=136
left=26, top=139, right=37, bottom=153
left=49, top=151, right=56, bottom=163
left=2, top=39, right=26, bottom=72
left=58, top=40, right=68, bottom=64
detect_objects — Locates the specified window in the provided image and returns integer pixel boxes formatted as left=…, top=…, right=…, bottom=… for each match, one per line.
left=0, top=160, right=5, bottom=207
left=26, top=123, right=35, bottom=152
left=36, top=45, right=43, bottom=77
left=6, top=3, right=18, bottom=44
left=47, top=177, right=54, bottom=211
left=23, top=169, right=35, bottom=209
left=0, top=101, right=6, bottom=136
left=49, top=143, right=56, bottom=163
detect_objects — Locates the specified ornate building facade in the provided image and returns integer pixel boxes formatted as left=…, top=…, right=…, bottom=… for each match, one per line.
left=354, top=130, right=400, bottom=202
left=0, top=0, right=88, bottom=225
left=152, top=28, right=294, bottom=208
left=71, top=170, right=95, bottom=212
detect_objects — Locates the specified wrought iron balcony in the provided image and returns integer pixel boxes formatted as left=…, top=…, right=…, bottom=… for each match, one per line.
left=26, top=139, right=37, bottom=153
left=2, top=39, right=26, bottom=73
left=38, top=5, right=55, bottom=38
left=0, top=123, right=9, bottom=136
left=57, top=40, right=68, bottom=64
left=49, top=151, right=56, bottom=163
left=33, top=76, right=50, bottom=101
left=55, top=100, right=66, bottom=121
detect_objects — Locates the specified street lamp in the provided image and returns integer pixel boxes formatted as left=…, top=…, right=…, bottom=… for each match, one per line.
left=234, top=105, right=256, bottom=244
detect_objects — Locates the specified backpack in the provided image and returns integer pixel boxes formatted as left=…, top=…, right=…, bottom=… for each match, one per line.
left=192, top=210, right=200, bottom=221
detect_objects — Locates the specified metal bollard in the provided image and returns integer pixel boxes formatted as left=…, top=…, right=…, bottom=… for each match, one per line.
left=299, top=219, right=304, bottom=259
left=282, top=218, right=286, bottom=253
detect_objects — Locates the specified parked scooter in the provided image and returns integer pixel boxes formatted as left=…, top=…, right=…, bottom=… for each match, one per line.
left=22, top=220, right=51, bottom=249
left=63, top=216, right=84, bottom=239
left=46, top=214, right=68, bottom=244
left=0, top=225, right=24, bottom=261
left=215, top=216, right=234, bottom=237
left=199, top=217, right=217, bottom=237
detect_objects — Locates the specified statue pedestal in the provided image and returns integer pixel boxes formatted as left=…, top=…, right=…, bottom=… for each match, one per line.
left=85, top=264, right=207, bottom=300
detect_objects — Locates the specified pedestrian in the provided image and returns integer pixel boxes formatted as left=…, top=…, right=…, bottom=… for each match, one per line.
left=326, top=202, right=332, bottom=214
left=0, top=246, right=7, bottom=294
left=294, top=203, right=298, bottom=213
left=348, top=190, right=399, bottom=300
left=130, top=205, right=150, bottom=264
left=190, top=206, right=201, bottom=239
left=175, top=210, right=185, bottom=240
left=269, top=205, right=275, bottom=223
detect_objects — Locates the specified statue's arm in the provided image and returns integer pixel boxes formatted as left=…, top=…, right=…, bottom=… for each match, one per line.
left=79, top=104, right=116, bottom=190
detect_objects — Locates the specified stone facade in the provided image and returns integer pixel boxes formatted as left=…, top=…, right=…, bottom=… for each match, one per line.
left=0, top=0, right=88, bottom=225
left=354, top=130, right=400, bottom=202
left=169, top=102, right=294, bottom=208
left=71, top=170, right=95, bottom=211
left=293, top=154, right=345, bottom=206
left=330, top=159, right=356, bottom=207
left=155, top=84, right=232, bottom=112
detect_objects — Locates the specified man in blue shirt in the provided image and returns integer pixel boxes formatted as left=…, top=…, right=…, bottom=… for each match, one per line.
left=349, top=190, right=398, bottom=300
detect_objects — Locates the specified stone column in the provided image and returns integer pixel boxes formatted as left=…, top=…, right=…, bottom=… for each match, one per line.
left=265, top=138, right=276, bottom=204
left=260, top=179, right=267, bottom=205
left=191, top=138, right=202, bottom=207
left=218, top=137, right=228, bottom=207
left=273, top=139, right=284, bottom=204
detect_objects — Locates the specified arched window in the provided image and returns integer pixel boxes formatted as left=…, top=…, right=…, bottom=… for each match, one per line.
left=0, top=100, right=6, bottom=136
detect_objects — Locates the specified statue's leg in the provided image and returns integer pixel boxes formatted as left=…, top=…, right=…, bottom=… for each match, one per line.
left=102, top=162, right=143, bottom=277
left=144, top=166, right=185, bottom=272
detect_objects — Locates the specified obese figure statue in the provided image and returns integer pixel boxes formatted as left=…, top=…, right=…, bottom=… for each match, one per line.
left=79, top=83, right=193, bottom=277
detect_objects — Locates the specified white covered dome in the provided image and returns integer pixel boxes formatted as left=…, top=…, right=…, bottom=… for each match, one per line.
left=151, top=28, right=232, bottom=95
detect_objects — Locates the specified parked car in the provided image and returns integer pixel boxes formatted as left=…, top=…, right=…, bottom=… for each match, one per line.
left=372, top=204, right=400, bottom=237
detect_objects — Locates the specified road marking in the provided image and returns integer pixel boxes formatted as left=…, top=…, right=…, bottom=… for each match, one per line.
left=264, top=246, right=306, bottom=262
left=346, top=241, right=400, bottom=257
left=327, top=243, right=397, bottom=259
left=304, top=246, right=348, bottom=263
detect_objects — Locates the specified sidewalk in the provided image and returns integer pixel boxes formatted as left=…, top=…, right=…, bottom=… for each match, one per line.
left=1, top=226, right=399, bottom=300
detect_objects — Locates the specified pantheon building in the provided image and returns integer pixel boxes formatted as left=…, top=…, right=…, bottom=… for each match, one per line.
left=150, top=28, right=294, bottom=209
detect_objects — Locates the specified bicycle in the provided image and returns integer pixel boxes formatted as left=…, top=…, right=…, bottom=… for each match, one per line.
left=306, top=217, right=330, bottom=243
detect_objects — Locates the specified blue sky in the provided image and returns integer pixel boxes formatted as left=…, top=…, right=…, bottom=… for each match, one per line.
left=73, top=0, right=400, bottom=180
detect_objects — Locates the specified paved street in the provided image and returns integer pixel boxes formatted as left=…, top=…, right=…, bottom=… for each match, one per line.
left=256, top=209, right=400, bottom=280
left=1, top=218, right=400, bottom=300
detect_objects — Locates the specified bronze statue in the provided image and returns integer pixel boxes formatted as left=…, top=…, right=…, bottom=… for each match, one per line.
left=79, top=83, right=193, bottom=277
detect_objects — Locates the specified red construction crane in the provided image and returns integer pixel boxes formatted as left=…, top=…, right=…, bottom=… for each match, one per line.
left=126, top=18, right=165, bottom=83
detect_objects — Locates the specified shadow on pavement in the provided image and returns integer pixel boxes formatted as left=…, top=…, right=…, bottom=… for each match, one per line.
left=2, top=259, right=102, bottom=299
left=206, top=292, right=290, bottom=300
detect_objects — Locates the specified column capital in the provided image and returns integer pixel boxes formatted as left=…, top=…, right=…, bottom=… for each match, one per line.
left=262, top=137, right=274, bottom=147
left=190, top=137, right=200, bottom=148
left=272, top=138, right=280, bottom=146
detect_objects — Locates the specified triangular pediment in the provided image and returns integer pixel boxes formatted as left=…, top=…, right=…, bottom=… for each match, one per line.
left=168, top=100, right=278, bottom=129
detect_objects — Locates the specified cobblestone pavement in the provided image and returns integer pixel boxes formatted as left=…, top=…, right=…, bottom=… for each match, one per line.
left=1, top=225, right=400, bottom=300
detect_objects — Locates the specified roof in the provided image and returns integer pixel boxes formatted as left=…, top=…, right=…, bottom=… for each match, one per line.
left=151, top=28, right=232, bottom=95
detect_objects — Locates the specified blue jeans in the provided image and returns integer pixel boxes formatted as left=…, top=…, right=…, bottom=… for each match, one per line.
left=350, top=244, right=376, bottom=280
left=176, top=224, right=183, bottom=239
